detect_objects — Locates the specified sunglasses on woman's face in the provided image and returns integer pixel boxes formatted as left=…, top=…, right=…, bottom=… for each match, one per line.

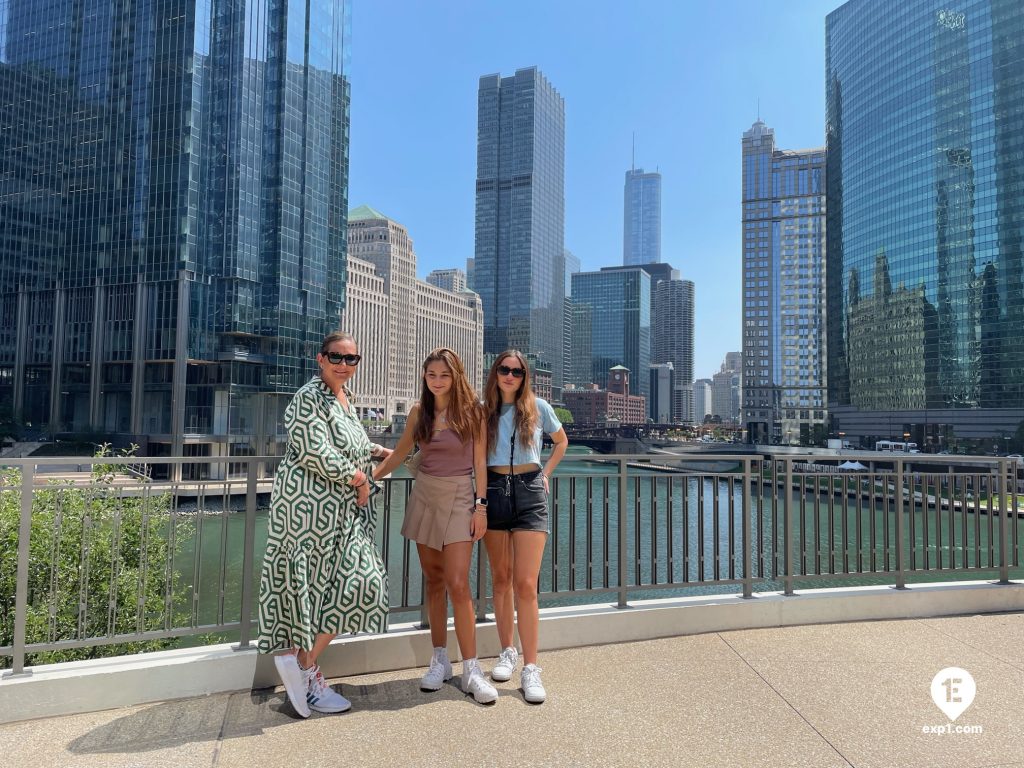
left=324, top=352, right=361, bottom=366
left=497, top=365, right=525, bottom=378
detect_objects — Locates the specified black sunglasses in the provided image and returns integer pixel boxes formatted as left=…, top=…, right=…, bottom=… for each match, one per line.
left=324, top=352, right=361, bottom=365
left=497, top=365, right=525, bottom=378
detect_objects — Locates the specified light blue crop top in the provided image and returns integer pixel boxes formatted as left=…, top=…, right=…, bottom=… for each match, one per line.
left=486, top=397, right=562, bottom=468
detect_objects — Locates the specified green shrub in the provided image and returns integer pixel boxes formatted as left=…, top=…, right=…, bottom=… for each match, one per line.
left=1, top=448, right=190, bottom=668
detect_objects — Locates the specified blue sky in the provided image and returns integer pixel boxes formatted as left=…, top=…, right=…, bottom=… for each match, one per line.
left=348, top=0, right=845, bottom=379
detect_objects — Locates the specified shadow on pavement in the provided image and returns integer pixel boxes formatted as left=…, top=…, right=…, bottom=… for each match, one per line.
left=67, top=674, right=485, bottom=754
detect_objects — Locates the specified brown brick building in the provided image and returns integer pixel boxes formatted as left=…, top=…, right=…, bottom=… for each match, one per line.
left=563, top=366, right=646, bottom=424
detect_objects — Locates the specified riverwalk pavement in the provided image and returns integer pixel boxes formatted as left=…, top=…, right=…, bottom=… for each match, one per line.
left=2, top=612, right=1023, bottom=768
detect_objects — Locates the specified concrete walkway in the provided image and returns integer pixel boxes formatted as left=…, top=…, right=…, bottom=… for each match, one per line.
left=3, top=613, right=1024, bottom=768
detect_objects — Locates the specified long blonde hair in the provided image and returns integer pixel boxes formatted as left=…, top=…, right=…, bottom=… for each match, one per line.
left=414, top=348, right=480, bottom=445
left=484, top=350, right=538, bottom=452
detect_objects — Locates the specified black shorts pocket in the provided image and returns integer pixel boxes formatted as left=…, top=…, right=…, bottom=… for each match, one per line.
left=486, top=485, right=516, bottom=529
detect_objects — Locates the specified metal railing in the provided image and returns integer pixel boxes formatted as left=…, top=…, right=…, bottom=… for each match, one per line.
left=1, top=452, right=1020, bottom=677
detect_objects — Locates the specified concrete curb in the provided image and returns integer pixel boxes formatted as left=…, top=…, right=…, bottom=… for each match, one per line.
left=3, top=579, right=1021, bottom=724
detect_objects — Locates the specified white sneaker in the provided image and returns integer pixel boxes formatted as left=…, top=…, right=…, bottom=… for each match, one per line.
left=420, top=653, right=453, bottom=691
left=305, top=665, right=352, bottom=714
left=462, top=660, right=498, bottom=704
left=274, top=654, right=311, bottom=718
left=491, top=646, right=519, bottom=682
left=521, top=664, right=546, bottom=704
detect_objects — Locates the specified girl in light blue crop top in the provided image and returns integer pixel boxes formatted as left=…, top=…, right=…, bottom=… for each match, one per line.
left=480, top=350, right=568, bottom=704
left=486, top=396, right=562, bottom=468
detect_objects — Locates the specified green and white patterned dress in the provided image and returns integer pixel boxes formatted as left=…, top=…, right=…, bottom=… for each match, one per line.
left=257, top=377, right=389, bottom=654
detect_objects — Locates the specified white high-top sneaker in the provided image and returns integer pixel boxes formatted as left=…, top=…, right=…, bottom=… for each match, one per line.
left=420, top=648, right=453, bottom=691
left=521, top=663, right=546, bottom=704
left=491, top=646, right=519, bottom=682
left=462, top=659, right=498, bottom=704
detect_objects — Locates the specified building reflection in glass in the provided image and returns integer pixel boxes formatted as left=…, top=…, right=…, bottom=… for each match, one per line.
left=826, top=0, right=1024, bottom=443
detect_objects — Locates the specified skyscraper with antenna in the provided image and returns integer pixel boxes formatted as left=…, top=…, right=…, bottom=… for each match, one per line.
left=623, top=139, right=662, bottom=266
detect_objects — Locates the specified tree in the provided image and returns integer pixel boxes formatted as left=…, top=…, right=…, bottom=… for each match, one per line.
left=553, top=407, right=574, bottom=425
left=1, top=446, right=190, bottom=668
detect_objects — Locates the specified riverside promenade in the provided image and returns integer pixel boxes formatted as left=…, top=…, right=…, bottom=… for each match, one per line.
left=3, top=612, right=1024, bottom=768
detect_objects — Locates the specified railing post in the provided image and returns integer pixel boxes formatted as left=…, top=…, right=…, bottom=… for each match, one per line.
left=999, top=459, right=1010, bottom=585
left=617, top=458, right=629, bottom=609
left=234, top=462, right=259, bottom=650
left=475, top=541, right=487, bottom=622
left=894, top=458, right=906, bottom=589
left=3, top=464, right=35, bottom=678
left=742, top=457, right=754, bottom=599
left=419, top=571, right=430, bottom=628
left=784, top=458, right=794, bottom=596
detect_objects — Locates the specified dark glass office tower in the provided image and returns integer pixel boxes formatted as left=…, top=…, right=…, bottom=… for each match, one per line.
left=623, top=168, right=661, bottom=266
left=652, top=278, right=695, bottom=422
left=0, top=0, right=350, bottom=466
left=475, top=67, right=565, bottom=395
left=570, top=266, right=651, bottom=400
left=826, top=0, right=1024, bottom=447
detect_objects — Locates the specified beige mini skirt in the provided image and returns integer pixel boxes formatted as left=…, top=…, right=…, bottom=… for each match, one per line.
left=401, top=471, right=474, bottom=551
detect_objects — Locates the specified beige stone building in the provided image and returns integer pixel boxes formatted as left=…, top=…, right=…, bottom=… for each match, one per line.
left=414, top=280, right=484, bottom=398
left=343, top=206, right=484, bottom=420
left=346, top=205, right=417, bottom=419
left=341, top=256, right=388, bottom=419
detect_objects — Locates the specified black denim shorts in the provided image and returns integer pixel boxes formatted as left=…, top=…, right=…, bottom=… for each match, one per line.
left=485, top=469, right=549, bottom=533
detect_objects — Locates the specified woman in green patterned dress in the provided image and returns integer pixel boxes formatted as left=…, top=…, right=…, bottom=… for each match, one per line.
left=257, top=331, right=392, bottom=718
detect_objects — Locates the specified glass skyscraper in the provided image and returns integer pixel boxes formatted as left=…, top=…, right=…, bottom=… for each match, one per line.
left=570, top=266, right=651, bottom=401
left=623, top=168, right=661, bottom=266
left=652, top=277, right=695, bottom=422
left=741, top=121, right=827, bottom=445
left=0, top=0, right=350, bottom=467
left=826, top=0, right=1024, bottom=447
left=474, top=67, right=565, bottom=394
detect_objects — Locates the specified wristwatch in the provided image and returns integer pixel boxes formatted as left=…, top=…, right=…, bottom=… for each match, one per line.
left=475, top=497, right=489, bottom=507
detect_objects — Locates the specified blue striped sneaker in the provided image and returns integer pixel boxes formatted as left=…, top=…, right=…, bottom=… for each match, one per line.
left=305, top=665, right=352, bottom=714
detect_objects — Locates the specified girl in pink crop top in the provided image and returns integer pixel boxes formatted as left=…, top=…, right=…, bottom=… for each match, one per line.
left=417, top=424, right=474, bottom=476
left=371, top=348, right=496, bottom=704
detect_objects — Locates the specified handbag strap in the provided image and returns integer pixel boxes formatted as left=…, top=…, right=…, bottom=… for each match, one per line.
left=509, top=408, right=518, bottom=476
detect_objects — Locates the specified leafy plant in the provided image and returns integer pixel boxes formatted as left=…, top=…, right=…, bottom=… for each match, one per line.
left=1, top=446, right=191, bottom=668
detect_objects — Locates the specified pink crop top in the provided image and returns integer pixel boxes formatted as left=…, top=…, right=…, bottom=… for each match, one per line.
left=417, top=428, right=474, bottom=477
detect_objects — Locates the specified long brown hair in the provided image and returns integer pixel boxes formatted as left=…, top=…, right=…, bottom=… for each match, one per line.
left=485, top=350, right=538, bottom=452
left=413, top=348, right=480, bottom=446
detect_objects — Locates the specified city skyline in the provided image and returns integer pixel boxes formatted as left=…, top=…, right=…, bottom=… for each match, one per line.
left=347, top=0, right=844, bottom=378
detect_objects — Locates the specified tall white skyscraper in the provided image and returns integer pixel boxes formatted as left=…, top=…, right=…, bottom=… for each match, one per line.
left=623, top=168, right=662, bottom=266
